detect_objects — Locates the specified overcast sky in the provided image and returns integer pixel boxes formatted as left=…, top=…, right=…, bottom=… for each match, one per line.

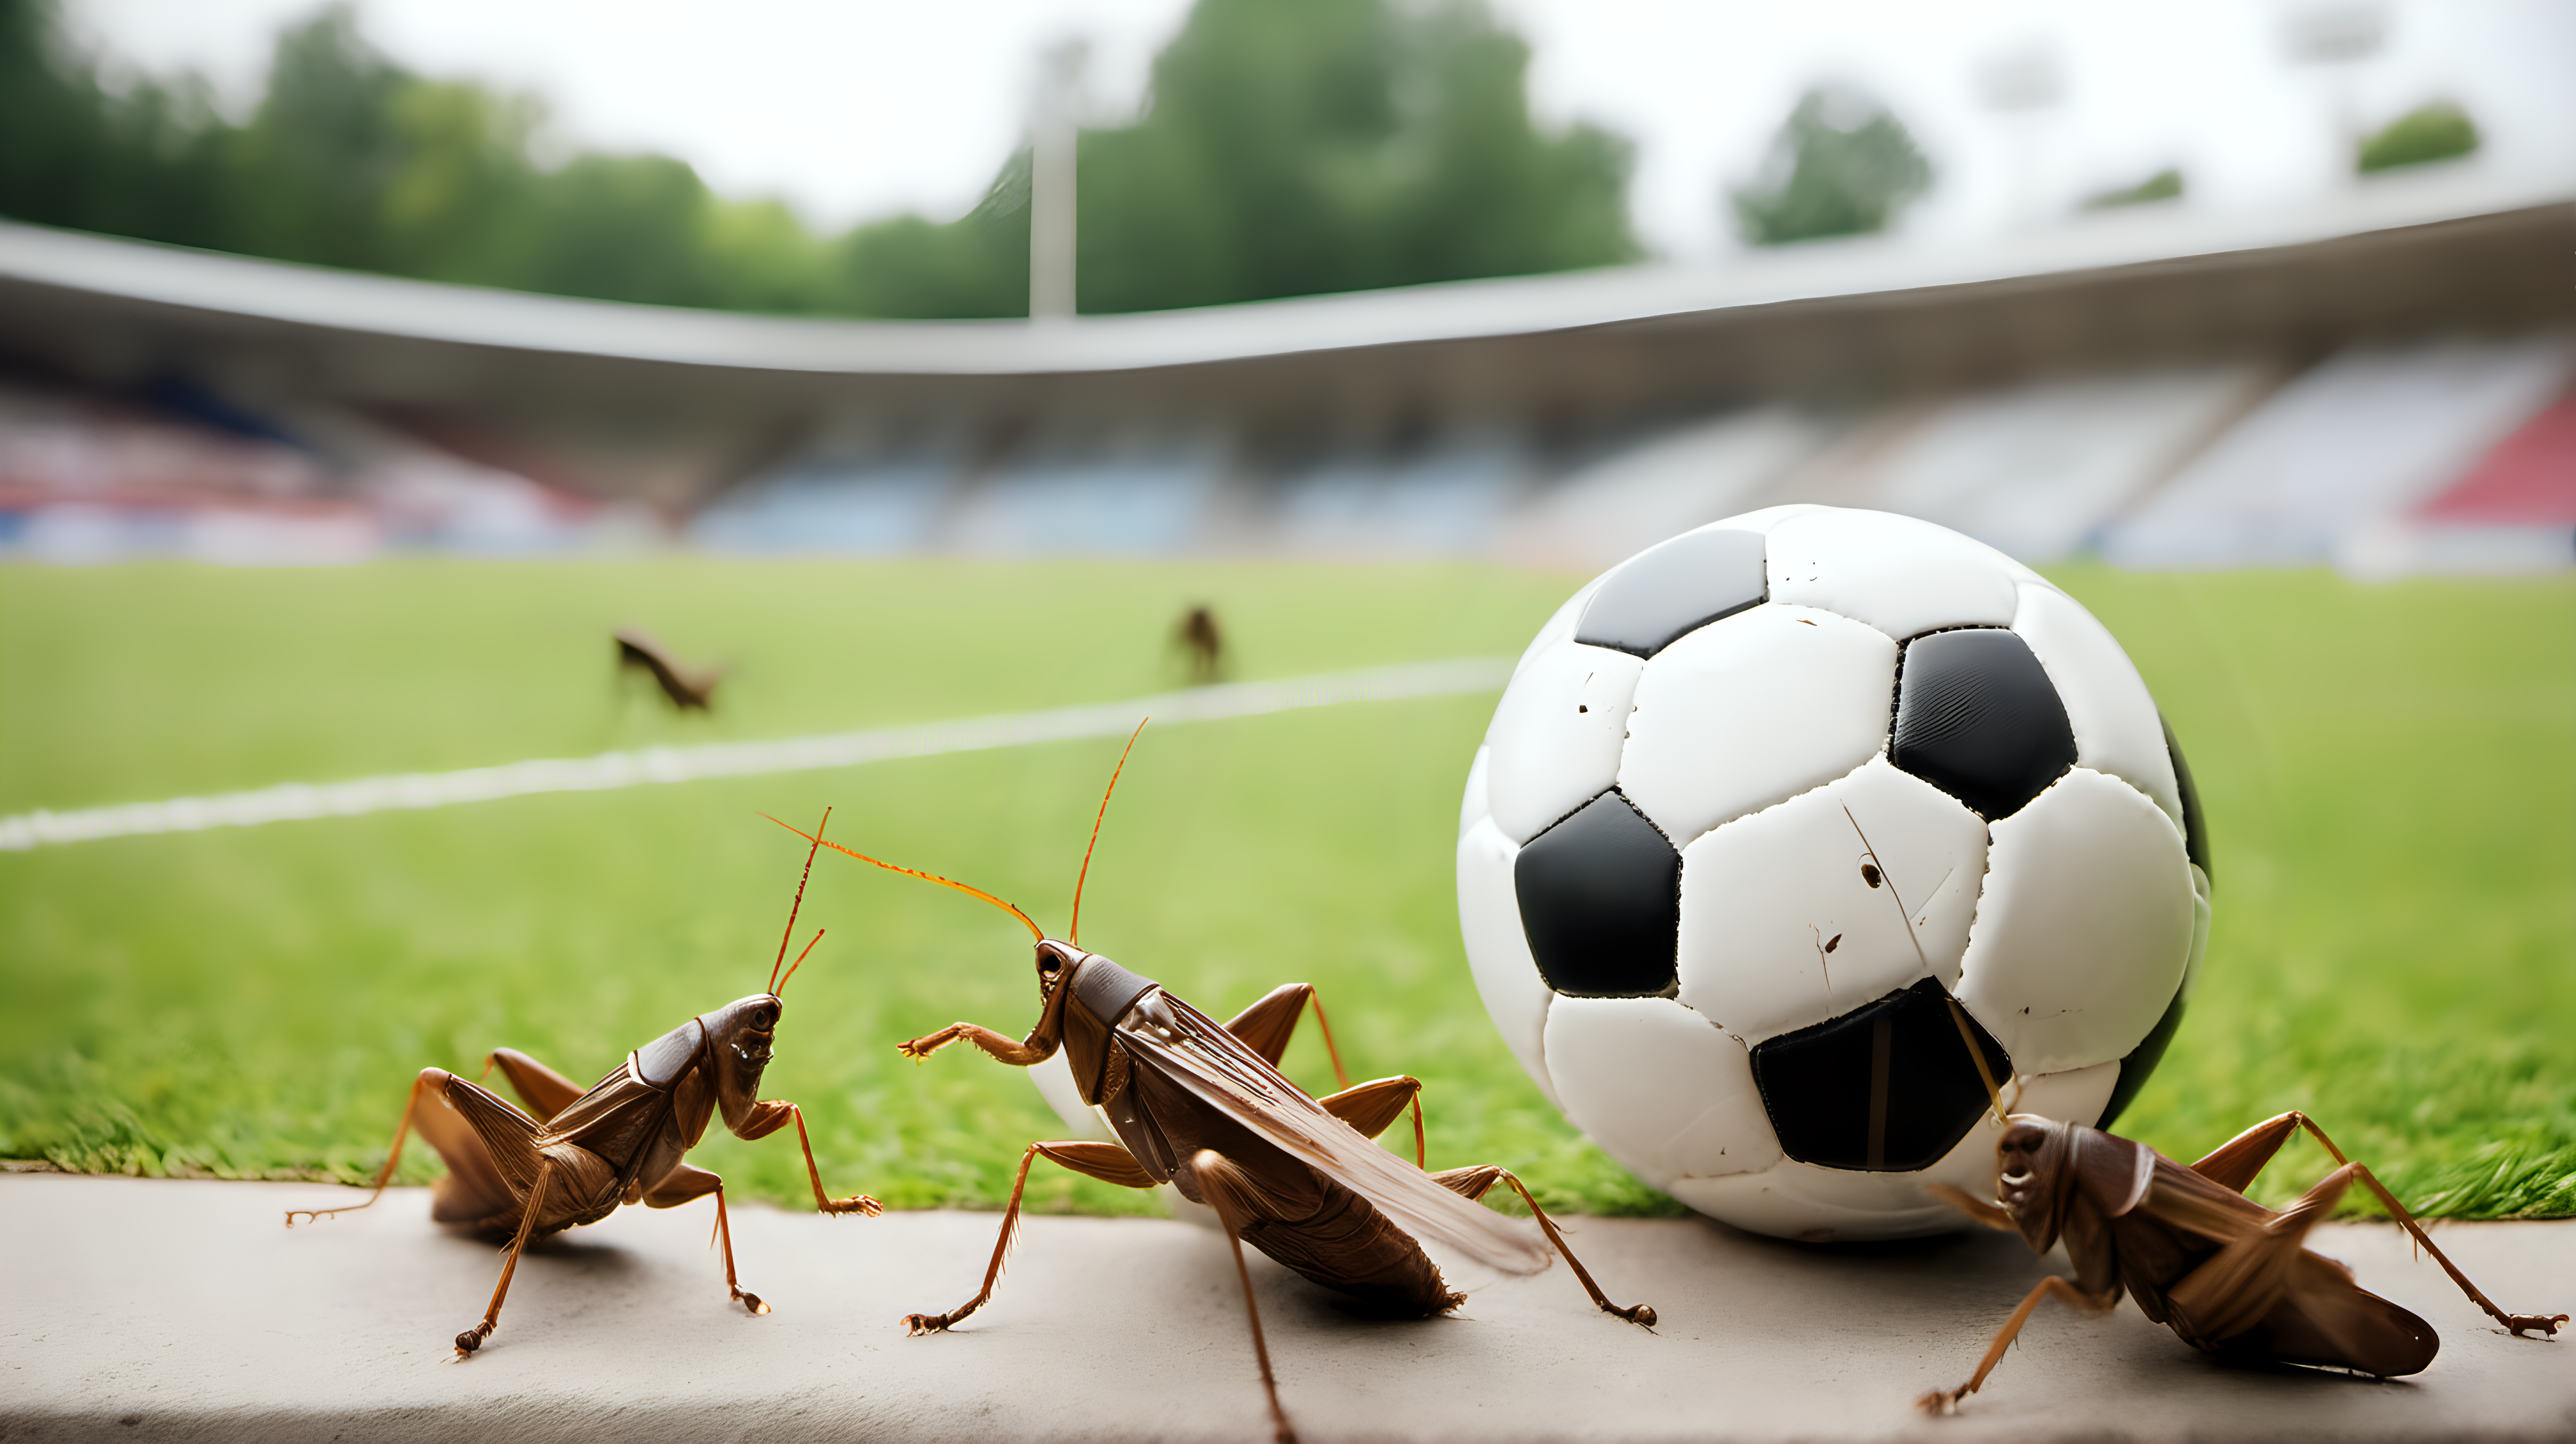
left=65, top=0, right=2576, bottom=260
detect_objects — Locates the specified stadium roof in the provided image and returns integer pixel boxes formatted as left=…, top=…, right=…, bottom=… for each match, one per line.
left=1, top=165, right=2568, bottom=502
left=3, top=167, right=2568, bottom=380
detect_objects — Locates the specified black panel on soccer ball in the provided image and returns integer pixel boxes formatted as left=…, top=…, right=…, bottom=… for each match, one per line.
left=1573, top=527, right=1768, bottom=659
left=2096, top=982, right=2187, bottom=1132
left=2164, top=717, right=2212, bottom=880
left=1891, top=628, right=2076, bottom=821
left=1749, top=978, right=2013, bottom=1172
left=1513, top=791, right=1680, bottom=996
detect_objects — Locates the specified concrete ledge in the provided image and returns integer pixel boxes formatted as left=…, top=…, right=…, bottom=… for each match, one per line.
left=3, top=1174, right=2571, bottom=1442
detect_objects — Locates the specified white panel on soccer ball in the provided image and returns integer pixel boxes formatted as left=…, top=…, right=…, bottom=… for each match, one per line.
left=1959, top=768, right=2194, bottom=1075
left=1457, top=818, right=1559, bottom=1105
left=1678, top=756, right=1988, bottom=1045
left=2011, top=582, right=2184, bottom=833
left=2009, top=1060, right=2122, bottom=1130
left=1508, top=576, right=1609, bottom=685
left=1766, top=508, right=2019, bottom=641
left=1703, top=503, right=1826, bottom=535
left=1543, top=996, right=1779, bottom=1190
left=1458, top=745, right=1493, bottom=839
left=2185, top=862, right=2211, bottom=999
left=1619, top=603, right=1897, bottom=845
left=1671, top=1160, right=1965, bottom=1241
left=1485, top=641, right=1646, bottom=844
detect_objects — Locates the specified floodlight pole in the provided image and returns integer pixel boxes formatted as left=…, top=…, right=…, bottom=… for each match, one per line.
left=2282, top=3, right=2388, bottom=184
left=1031, top=39, right=1087, bottom=321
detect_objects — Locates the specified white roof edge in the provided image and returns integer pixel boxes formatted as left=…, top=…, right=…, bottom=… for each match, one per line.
left=4, top=167, right=2569, bottom=379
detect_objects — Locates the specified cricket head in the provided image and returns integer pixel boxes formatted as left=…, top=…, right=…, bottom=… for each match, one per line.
left=770, top=722, right=1155, bottom=1101
left=1993, top=1114, right=2153, bottom=1256
left=1038, top=939, right=1161, bottom=1106
left=702, top=992, right=786, bottom=1124
left=681, top=808, right=834, bottom=1132
left=1994, top=1114, right=2074, bottom=1254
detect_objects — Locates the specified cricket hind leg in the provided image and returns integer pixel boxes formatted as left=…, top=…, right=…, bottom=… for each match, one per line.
left=1187, top=1149, right=1301, bottom=1444
left=1918, top=1275, right=2120, bottom=1413
left=2198, top=1112, right=2567, bottom=1339
left=455, top=1159, right=557, bottom=1357
left=905, top=1140, right=1160, bottom=1335
left=287, top=1068, right=509, bottom=1226
left=1232, top=987, right=1417, bottom=1162
left=1315, top=1075, right=1426, bottom=1169
left=1224, top=983, right=1353, bottom=1090
left=644, top=1164, right=770, bottom=1315
left=477, top=1048, right=585, bottom=1122
left=2284, top=1114, right=2566, bottom=1339
left=1430, top=1165, right=1655, bottom=1327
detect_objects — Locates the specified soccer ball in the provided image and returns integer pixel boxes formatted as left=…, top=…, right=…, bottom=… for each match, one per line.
left=1457, top=505, right=2211, bottom=1241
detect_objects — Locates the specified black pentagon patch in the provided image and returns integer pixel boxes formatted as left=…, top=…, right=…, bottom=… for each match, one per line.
left=1573, top=527, right=1767, bottom=659
left=1513, top=791, right=1680, bottom=996
left=2096, top=983, right=2187, bottom=1132
left=1892, top=628, right=2076, bottom=821
left=1750, top=979, right=2013, bottom=1172
left=2164, top=717, right=2211, bottom=881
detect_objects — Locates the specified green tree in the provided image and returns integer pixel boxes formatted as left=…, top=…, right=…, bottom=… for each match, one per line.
left=838, top=154, right=1034, bottom=319
left=2082, top=167, right=2184, bottom=211
left=218, top=5, right=411, bottom=269
left=1732, top=87, right=1931, bottom=246
left=0, top=0, right=228, bottom=246
left=2358, top=102, right=2479, bottom=174
left=851, top=0, right=1637, bottom=314
left=1, top=0, right=1633, bottom=318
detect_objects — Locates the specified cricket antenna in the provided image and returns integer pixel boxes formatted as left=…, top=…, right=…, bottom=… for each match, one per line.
left=778, top=929, right=823, bottom=996
left=770, top=807, right=831, bottom=994
left=1070, top=719, right=1146, bottom=946
left=1838, top=805, right=2009, bottom=1123
left=764, top=814, right=1046, bottom=942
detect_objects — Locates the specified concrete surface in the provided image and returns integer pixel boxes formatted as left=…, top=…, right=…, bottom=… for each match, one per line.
left=2, top=1173, right=2570, bottom=1443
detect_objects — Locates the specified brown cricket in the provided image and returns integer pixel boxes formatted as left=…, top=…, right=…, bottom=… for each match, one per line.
left=782, top=727, right=1653, bottom=1444
left=1804, top=805, right=2575, bottom=1409
left=284, top=813, right=883, bottom=1357
left=1173, top=603, right=1224, bottom=684
left=615, top=626, right=723, bottom=710
left=1920, top=1108, right=2568, bottom=1410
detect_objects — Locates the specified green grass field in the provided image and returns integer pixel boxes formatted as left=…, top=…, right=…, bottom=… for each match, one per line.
left=1, top=559, right=2569, bottom=1222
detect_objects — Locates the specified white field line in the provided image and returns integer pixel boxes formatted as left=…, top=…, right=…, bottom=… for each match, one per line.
left=0, top=656, right=1513, bottom=853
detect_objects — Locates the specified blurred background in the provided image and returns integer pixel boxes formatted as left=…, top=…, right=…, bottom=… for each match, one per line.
left=1, top=0, right=2568, bottom=569
left=0, top=0, right=2569, bottom=1221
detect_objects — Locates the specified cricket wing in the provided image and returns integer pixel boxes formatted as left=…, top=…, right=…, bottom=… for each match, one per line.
left=1116, top=992, right=1550, bottom=1275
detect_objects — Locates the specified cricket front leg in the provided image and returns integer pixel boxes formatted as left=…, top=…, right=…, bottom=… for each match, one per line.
left=739, top=1100, right=884, bottom=1216
left=908, top=1141, right=1159, bottom=1335
left=900, top=1022, right=1055, bottom=1067
left=1431, top=1165, right=1655, bottom=1326
left=644, top=1164, right=770, bottom=1314
left=2282, top=1114, right=2568, bottom=1338
left=455, top=1159, right=557, bottom=1358
left=1919, top=1275, right=2118, bottom=1413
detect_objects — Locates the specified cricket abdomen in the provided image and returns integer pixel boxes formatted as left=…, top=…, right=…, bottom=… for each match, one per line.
left=1242, top=1174, right=1464, bottom=1318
